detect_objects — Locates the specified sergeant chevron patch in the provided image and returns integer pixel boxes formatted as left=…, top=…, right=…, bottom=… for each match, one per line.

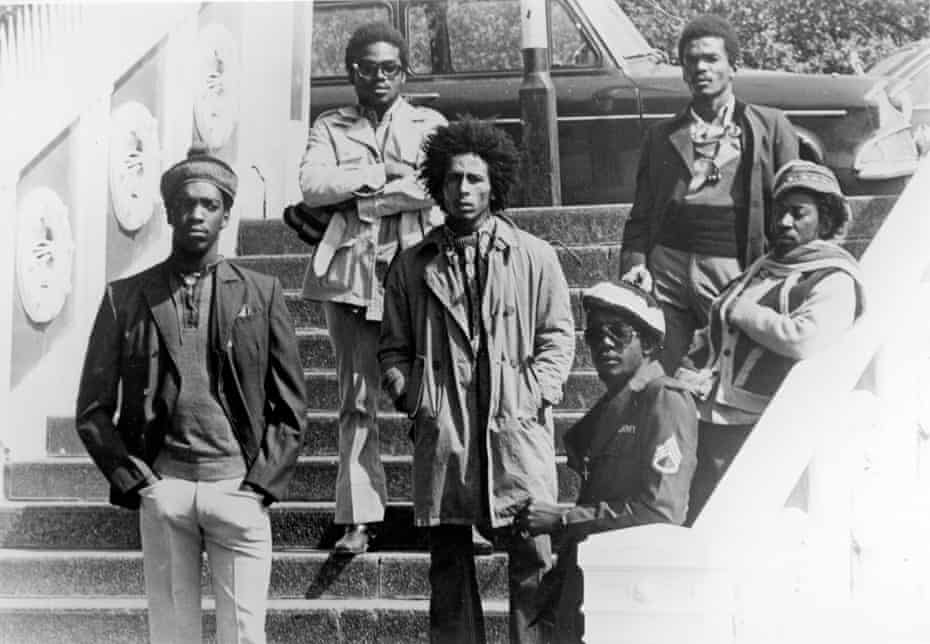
left=652, top=436, right=683, bottom=475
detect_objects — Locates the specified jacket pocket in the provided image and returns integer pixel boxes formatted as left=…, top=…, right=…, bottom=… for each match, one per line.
left=405, top=355, right=443, bottom=420
left=498, top=356, right=540, bottom=419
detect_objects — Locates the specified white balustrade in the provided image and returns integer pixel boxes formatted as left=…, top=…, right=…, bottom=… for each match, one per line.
left=581, top=155, right=930, bottom=643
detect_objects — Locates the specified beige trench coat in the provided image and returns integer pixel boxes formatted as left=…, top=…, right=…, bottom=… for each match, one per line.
left=379, top=216, right=575, bottom=527
left=298, top=98, right=447, bottom=319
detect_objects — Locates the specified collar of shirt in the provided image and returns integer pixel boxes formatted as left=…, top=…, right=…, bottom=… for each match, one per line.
left=359, top=97, right=401, bottom=131
left=441, top=216, right=497, bottom=259
left=689, top=95, right=740, bottom=143
left=166, top=256, right=223, bottom=291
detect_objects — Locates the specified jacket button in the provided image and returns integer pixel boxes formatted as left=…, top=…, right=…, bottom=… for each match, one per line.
left=723, top=349, right=732, bottom=357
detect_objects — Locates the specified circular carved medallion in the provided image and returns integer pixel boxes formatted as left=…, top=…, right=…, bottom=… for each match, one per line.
left=16, top=187, right=74, bottom=324
left=194, top=23, right=240, bottom=151
left=109, top=101, right=161, bottom=232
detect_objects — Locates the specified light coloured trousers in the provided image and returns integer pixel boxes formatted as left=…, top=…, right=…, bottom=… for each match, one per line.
left=324, top=301, right=388, bottom=524
left=648, top=244, right=742, bottom=373
left=139, top=477, right=272, bottom=644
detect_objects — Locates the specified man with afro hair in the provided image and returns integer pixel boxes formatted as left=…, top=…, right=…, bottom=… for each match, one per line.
left=380, top=119, right=575, bottom=644
left=620, top=14, right=799, bottom=374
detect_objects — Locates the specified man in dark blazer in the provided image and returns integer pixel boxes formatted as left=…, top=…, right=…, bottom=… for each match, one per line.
left=76, top=144, right=307, bottom=644
left=619, top=14, right=799, bottom=372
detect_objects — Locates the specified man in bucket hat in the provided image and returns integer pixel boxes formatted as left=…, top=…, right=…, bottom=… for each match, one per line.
left=77, top=144, right=308, bottom=644
left=515, top=281, right=698, bottom=644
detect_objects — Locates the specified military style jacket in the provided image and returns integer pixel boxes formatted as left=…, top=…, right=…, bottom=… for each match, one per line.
left=560, top=360, right=698, bottom=541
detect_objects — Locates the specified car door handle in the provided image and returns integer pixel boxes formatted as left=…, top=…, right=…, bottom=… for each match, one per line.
left=403, top=92, right=440, bottom=104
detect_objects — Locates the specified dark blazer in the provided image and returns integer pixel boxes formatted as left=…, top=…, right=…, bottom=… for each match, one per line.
left=76, top=260, right=308, bottom=509
left=620, top=101, right=799, bottom=274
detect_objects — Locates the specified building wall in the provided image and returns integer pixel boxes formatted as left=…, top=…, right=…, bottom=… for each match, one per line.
left=1, top=2, right=312, bottom=461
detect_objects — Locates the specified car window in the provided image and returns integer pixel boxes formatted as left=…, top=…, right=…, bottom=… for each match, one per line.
left=311, top=3, right=392, bottom=78
left=551, top=1, right=598, bottom=68
left=407, top=0, right=595, bottom=75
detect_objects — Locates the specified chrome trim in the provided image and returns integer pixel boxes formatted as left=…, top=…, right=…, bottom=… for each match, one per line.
left=486, top=108, right=849, bottom=126
left=783, top=109, right=848, bottom=117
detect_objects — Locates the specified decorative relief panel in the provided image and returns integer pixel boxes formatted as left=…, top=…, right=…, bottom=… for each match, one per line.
left=16, top=187, right=74, bottom=324
left=194, top=23, right=240, bottom=151
left=109, top=100, right=161, bottom=232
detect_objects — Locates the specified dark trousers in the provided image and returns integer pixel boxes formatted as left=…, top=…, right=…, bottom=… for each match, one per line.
left=429, top=524, right=553, bottom=644
left=686, top=420, right=754, bottom=525
left=549, top=541, right=584, bottom=644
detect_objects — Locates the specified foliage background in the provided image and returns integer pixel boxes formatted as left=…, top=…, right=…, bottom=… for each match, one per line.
left=618, top=0, right=930, bottom=74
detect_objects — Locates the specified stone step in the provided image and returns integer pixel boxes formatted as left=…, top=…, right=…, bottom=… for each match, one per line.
left=297, top=328, right=595, bottom=371
left=4, top=457, right=581, bottom=504
left=0, top=501, right=569, bottom=551
left=0, top=597, right=509, bottom=644
left=48, top=410, right=586, bottom=458
left=298, top=369, right=604, bottom=412
left=232, top=244, right=621, bottom=291
left=237, top=205, right=630, bottom=256
left=236, top=196, right=891, bottom=258
left=285, top=287, right=594, bottom=331
left=0, top=501, right=417, bottom=550
left=0, top=549, right=508, bottom=600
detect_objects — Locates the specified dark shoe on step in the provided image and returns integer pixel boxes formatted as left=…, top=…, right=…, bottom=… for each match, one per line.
left=334, top=524, right=370, bottom=554
left=472, top=526, right=494, bottom=555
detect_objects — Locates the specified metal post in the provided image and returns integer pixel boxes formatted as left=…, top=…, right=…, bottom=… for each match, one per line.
left=519, top=0, right=560, bottom=206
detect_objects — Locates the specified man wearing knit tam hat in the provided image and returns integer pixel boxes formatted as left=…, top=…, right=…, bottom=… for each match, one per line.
left=160, top=142, right=238, bottom=208
left=76, top=145, right=307, bottom=644
left=514, top=280, right=698, bottom=644
left=620, top=13, right=799, bottom=374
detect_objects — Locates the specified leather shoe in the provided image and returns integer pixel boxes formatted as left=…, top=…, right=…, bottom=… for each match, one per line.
left=334, top=524, right=370, bottom=554
left=472, top=526, right=494, bottom=555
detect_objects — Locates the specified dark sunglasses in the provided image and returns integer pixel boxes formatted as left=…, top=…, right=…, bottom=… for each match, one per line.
left=584, top=323, right=638, bottom=347
left=353, top=59, right=404, bottom=80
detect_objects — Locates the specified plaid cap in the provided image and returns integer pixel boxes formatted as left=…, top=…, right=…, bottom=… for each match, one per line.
left=582, top=281, right=665, bottom=341
left=773, top=160, right=844, bottom=201
left=160, top=143, right=237, bottom=204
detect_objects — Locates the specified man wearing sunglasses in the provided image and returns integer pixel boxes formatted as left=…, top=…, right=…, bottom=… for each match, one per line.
left=514, top=281, right=698, bottom=644
left=298, top=22, right=447, bottom=554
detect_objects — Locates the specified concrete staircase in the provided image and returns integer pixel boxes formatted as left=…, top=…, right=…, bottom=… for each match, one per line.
left=0, top=199, right=895, bottom=643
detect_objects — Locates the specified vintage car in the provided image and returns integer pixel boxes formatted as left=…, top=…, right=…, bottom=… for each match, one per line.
left=867, top=38, right=930, bottom=157
left=309, top=0, right=921, bottom=204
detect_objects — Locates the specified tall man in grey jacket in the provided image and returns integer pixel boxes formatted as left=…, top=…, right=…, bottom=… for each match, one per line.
left=380, top=120, right=575, bottom=644
left=620, top=14, right=799, bottom=372
left=298, top=22, right=447, bottom=553
left=76, top=145, right=308, bottom=644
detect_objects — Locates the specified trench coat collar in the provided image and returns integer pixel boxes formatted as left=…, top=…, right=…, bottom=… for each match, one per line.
left=421, top=214, right=520, bottom=343
left=338, top=96, right=415, bottom=152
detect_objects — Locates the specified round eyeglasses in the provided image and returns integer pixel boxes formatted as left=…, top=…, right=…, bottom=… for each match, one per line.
left=353, top=59, right=404, bottom=81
